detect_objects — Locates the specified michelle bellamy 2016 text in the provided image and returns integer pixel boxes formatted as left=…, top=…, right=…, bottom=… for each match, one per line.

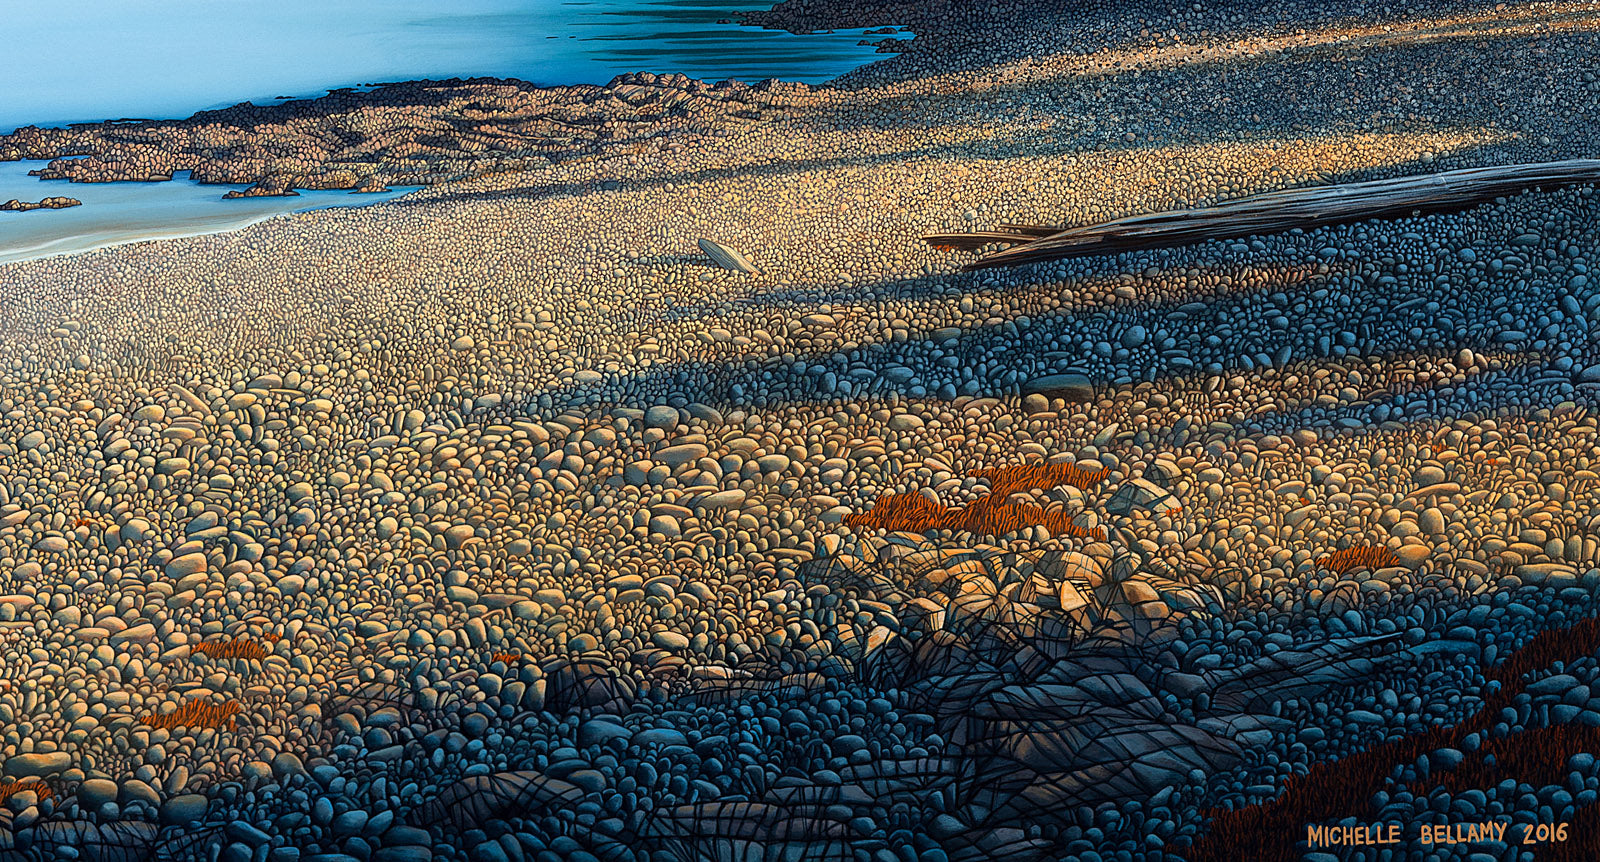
left=1306, top=821, right=1570, bottom=848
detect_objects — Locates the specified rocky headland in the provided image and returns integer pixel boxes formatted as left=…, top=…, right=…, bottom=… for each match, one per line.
left=0, top=197, right=81, bottom=212
left=0, top=74, right=810, bottom=199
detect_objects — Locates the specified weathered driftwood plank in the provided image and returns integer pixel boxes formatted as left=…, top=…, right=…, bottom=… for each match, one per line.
left=927, top=159, right=1600, bottom=270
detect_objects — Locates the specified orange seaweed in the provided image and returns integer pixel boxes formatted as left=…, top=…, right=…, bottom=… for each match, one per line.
left=1315, top=545, right=1401, bottom=574
left=0, top=779, right=52, bottom=805
left=193, top=639, right=270, bottom=660
left=847, top=462, right=1109, bottom=540
left=140, top=699, right=243, bottom=731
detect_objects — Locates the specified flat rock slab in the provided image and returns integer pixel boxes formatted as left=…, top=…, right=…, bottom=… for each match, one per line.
left=1022, top=373, right=1095, bottom=402
left=698, top=238, right=761, bottom=273
left=5, top=751, right=71, bottom=777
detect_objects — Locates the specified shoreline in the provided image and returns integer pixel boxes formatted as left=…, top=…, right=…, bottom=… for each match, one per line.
left=0, top=194, right=425, bottom=269
left=0, top=162, right=420, bottom=268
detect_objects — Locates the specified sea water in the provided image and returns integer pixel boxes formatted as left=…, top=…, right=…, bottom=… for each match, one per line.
left=3, top=0, right=906, bottom=133
left=0, top=161, right=416, bottom=266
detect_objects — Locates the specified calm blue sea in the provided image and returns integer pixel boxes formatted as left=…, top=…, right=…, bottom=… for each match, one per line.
left=3, top=0, right=903, bottom=133
left=0, top=162, right=416, bottom=266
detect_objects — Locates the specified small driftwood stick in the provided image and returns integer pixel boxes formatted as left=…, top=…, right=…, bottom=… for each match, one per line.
left=925, top=223, right=1064, bottom=251
left=928, top=159, right=1600, bottom=270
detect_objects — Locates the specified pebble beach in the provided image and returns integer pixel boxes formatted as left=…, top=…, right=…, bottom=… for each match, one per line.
left=3, top=1, right=1600, bottom=860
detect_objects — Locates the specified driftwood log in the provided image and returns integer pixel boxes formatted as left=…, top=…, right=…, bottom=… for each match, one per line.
left=927, top=159, right=1600, bottom=270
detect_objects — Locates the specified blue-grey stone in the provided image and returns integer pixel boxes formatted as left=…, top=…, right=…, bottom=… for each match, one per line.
left=577, top=719, right=632, bottom=749
left=1429, top=748, right=1464, bottom=772
left=3, top=753, right=70, bottom=778
left=633, top=728, right=687, bottom=748
left=367, top=745, right=407, bottom=763
left=1528, top=673, right=1582, bottom=697
left=383, top=826, right=431, bottom=847
left=373, top=845, right=434, bottom=862
left=332, top=810, right=368, bottom=837
left=226, top=822, right=271, bottom=846
left=77, top=779, right=117, bottom=811
left=160, top=794, right=208, bottom=826
left=271, top=752, right=305, bottom=780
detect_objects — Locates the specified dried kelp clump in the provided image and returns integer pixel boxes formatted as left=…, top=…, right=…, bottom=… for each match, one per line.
left=193, top=639, right=270, bottom=661
left=849, top=462, right=1109, bottom=539
left=139, top=700, right=244, bottom=732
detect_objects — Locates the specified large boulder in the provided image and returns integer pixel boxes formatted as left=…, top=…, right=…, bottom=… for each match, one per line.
left=4, top=751, right=71, bottom=778
left=1104, top=477, right=1178, bottom=516
left=409, top=771, right=584, bottom=831
left=645, top=801, right=858, bottom=862
left=1021, top=372, right=1095, bottom=403
left=29, top=820, right=158, bottom=862
left=540, top=658, right=636, bottom=714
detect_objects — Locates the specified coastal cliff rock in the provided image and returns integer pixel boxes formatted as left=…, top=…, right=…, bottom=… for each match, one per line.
left=221, top=185, right=300, bottom=199
left=0, top=74, right=813, bottom=197
left=0, top=196, right=81, bottom=211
